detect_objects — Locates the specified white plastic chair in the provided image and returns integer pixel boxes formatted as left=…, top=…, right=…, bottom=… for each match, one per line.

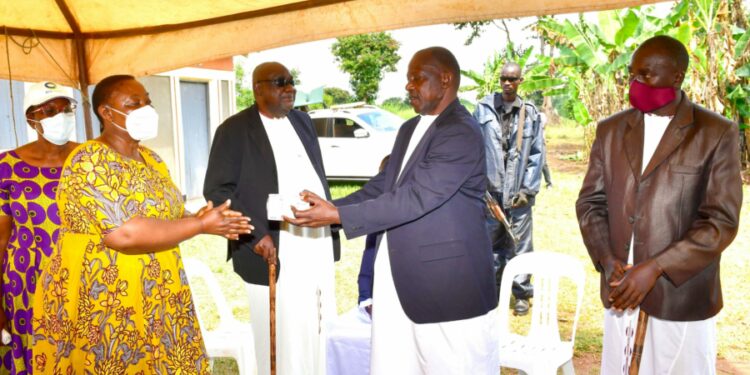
left=183, top=257, right=258, bottom=375
left=497, top=252, right=585, bottom=375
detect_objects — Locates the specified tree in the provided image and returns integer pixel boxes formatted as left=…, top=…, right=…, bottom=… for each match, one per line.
left=727, top=0, right=750, bottom=171
left=324, top=87, right=355, bottom=106
left=331, top=32, right=401, bottom=104
left=527, top=6, right=683, bottom=150
left=290, top=68, right=302, bottom=86
left=681, top=0, right=749, bottom=170
left=235, top=60, right=254, bottom=111
left=381, top=96, right=410, bottom=107
left=456, top=1, right=749, bottom=171
left=457, top=18, right=555, bottom=120
left=530, top=1, right=749, bottom=161
left=460, top=44, right=534, bottom=100
left=454, top=21, right=495, bottom=45
left=454, top=19, right=526, bottom=49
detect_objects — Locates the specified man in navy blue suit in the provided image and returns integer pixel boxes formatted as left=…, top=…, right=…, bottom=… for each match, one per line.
left=287, top=47, right=498, bottom=374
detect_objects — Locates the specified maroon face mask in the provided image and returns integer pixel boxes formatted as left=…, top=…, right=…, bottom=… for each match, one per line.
left=629, top=79, right=676, bottom=113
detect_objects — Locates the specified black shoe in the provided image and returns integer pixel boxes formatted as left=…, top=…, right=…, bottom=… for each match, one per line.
left=513, top=299, right=530, bottom=316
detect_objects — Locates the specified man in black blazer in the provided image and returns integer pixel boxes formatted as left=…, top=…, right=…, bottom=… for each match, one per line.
left=204, top=62, right=339, bottom=375
left=288, top=47, right=498, bottom=374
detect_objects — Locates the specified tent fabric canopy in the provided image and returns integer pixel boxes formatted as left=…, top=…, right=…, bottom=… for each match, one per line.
left=1, top=0, right=666, bottom=137
left=3, top=0, right=666, bottom=86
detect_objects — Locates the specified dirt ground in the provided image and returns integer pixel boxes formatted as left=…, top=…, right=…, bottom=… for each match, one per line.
left=546, top=141, right=589, bottom=175
left=561, top=353, right=750, bottom=374
left=548, top=138, right=750, bottom=185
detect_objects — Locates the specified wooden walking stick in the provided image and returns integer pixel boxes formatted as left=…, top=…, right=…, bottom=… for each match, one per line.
left=628, top=309, right=649, bottom=375
left=269, top=262, right=277, bottom=375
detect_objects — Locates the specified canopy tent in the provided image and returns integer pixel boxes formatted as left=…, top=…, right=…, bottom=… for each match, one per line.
left=1, top=0, right=667, bottom=138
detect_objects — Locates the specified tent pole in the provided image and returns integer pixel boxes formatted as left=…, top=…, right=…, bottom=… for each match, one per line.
left=75, top=37, right=94, bottom=140
left=55, top=0, right=94, bottom=139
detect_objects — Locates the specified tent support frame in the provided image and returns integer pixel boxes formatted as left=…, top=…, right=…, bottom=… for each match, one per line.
left=55, top=0, right=94, bottom=139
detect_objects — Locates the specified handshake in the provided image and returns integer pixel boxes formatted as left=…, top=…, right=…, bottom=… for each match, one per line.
left=255, top=191, right=341, bottom=264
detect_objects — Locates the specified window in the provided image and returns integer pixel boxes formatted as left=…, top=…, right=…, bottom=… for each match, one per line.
left=313, top=118, right=329, bottom=137
left=0, top=80, right=28, bottom=150
left=331, top=118, right=363, bottom=138
left=357, top=110, right=402, bottom=132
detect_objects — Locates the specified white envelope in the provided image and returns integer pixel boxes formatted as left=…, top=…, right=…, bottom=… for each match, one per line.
left=267, top=194, right=310, bottom=221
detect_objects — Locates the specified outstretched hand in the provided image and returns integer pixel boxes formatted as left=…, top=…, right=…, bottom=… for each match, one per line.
left=608, top=258, right=663, bottom=311
left=199, top=200, right=253, bottom=240
left=284, top=190, right=341, bottom=227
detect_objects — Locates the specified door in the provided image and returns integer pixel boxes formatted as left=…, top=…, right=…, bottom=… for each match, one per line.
left=180, top=81, right=210, bottom=199
left=327, top=117, right=378, bottom=178
left=313, top=117, right=337, bottom=176
left=0, top=80, right=28, bottom=150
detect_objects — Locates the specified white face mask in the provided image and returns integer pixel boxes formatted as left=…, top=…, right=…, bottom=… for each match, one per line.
left=33, top=112, right=76, bottom=145
left=108, top=105, right=159, bottom=141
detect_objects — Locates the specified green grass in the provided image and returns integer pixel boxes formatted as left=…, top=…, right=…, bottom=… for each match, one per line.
left=328, top=181, right=365, bottom=198
left=380, top=99, right=476, bottom=120
left=380, top=102, right=416, bottom=120
left=544, top=117, right=585, bottom=141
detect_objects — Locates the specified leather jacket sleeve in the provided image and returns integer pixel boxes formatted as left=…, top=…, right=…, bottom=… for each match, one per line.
left=575, top=125, right=612, bottom=273
left=520, top=108, right=544, bottom=197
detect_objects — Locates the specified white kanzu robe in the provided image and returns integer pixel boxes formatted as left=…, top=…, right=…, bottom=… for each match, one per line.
left=602, top=113, right=717, bottom=375
left=248, top=114, right=336, bottom=375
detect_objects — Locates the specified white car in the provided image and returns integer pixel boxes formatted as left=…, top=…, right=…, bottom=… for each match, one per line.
left=309, top=104, right=403, bottom=180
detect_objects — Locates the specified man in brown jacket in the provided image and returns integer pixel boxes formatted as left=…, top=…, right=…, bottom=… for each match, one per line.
left=576, top=35, right=742, bottom=374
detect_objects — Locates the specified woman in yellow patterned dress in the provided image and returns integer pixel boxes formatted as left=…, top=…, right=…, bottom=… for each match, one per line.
left=32, top=75, right=253, bottom=374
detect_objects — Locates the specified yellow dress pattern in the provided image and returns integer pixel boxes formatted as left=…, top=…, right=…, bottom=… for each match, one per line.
left=32, top=141, right=210, bottom=374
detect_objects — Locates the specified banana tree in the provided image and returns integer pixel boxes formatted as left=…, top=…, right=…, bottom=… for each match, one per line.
left=676, top=0, right=749, bottom=168
left=459, top=0, right=749, bottom=168
left=459, top=41, right=534, bottom=100
left=527, top=7, right=671, bottom=149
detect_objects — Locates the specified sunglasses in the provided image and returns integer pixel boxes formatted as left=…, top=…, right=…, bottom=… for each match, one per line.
left=258, top=77, right=296, bottom=88
left=30, top=101, right=77, bottom=117
left=500, top=76, right=521, bottom=83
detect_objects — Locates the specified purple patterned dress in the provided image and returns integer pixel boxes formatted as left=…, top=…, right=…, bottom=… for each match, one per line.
left=0, top=151, right=61, bottom=374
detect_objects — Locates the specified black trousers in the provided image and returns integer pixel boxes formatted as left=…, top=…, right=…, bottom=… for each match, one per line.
left=485, top=193, right=534, bottom=300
